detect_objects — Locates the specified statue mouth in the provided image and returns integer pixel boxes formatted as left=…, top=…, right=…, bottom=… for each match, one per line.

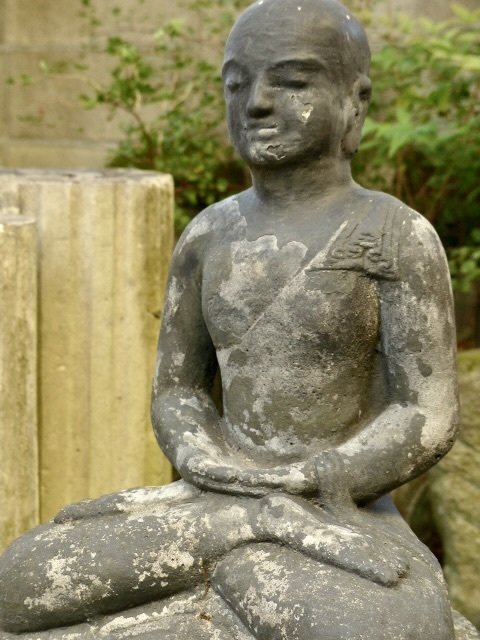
left=245, top=124, right=278, bottom=139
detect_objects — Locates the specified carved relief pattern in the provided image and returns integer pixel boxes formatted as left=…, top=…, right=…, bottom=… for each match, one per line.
left=311, top=201, right=402, bottom=280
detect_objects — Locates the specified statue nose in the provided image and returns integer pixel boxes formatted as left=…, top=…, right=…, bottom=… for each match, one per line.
left=246, top=80, right=274, bottom=117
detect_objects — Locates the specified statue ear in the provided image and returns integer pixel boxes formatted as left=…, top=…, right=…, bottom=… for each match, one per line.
left=341, top=75, right=372, bottom=158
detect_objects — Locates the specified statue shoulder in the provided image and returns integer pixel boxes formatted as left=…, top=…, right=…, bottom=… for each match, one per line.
left=319, top=190, right=445, bottom=281
left=175, top=194, right=244, bottom=257
left=369, top=192, right=449, bottom=281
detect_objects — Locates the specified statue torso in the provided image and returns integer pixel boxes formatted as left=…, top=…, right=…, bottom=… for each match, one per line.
left=199, top=190, right=392, bottom=466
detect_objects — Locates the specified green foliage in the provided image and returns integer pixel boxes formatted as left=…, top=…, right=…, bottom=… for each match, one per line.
left=12, top=0, right=480, bottom=290
left=75, top=0, right=249, bottom=234
left=351, top=5, right=480, bottom=292
left=449, top=247, right=480, bottom=295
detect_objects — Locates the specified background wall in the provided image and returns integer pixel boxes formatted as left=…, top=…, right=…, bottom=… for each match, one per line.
left=0, top=0, right=478, bottom=172
left=0, top=0, right=196, bottom=169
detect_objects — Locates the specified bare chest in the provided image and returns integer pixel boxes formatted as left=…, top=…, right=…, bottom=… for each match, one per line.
left=202, top=233, right=379, bottom=355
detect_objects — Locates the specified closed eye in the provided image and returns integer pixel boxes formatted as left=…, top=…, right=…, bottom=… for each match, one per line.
left=272, top=78, right=309, bottom=89
left=225, top=78, right=243, bottom=92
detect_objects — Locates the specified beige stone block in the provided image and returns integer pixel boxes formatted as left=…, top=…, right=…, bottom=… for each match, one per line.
left=0, top=170, right=174, bottom=522
left=0, top=0, right=6, bottom=45
left=2, top=140, right=114, bottom=170
left=429, top=350, right=480, bottom=629
left=3, top=0, right=188, bottom=47
left=0, top=53, right=6, bottom=140
left=0, top=215, right=39, bottom=552
left=411, top=0, right=479, bottom=20
left=89, top=0, right=202, bottom=44
left=3, top=0, right=84, bottom=46
left=5, top=51, right=125, bottom=142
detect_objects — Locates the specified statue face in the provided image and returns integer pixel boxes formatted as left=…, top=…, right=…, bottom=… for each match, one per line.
left=223, top=0, right=359, bottom=168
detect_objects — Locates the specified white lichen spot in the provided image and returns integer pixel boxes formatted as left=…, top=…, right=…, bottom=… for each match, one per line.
left=100, top=613, right=151, bottom=635
left=162, top=276, right=183, bottom=333
left=301, top=104, right=313, bottom=122
left=24, top=555, right=113, bottom=612
left=220, top=505, right=254, bottom=542
left=151, top=547, right=195, bottom=576
left=180, top=213, right=211, bottom=246
left=179, top=396, right=203, bottom=411
left=172, top=352, right=185, bottom=368
left=34, top=522, right=75, bottom=542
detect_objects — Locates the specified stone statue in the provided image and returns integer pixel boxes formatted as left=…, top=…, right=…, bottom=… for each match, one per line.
left=0, top=0, right=476, bottom=638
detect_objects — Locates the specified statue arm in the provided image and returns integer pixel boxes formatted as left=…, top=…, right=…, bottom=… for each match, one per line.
left=335, top=211, right=459, bottom=503
left=150, top=216, right=263, bottom=494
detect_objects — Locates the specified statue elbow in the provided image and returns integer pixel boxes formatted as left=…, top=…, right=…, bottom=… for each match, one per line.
left=429, top=404, right=459, bottom=465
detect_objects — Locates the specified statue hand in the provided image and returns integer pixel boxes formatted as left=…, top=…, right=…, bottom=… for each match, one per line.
left=180, top=451, right=267, bottom=496
left=315, top=450, right=356, bottom=517
left=179, top=446, right=317, bottom=496
left=234, top=460, right=317, bottom=495
left=254, top=493, right=409, bottom=587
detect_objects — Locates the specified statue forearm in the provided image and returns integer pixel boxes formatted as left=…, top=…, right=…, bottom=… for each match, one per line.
left=335, top=402, right=458, bottom=504
left=152, top=386, right=269, bottom=494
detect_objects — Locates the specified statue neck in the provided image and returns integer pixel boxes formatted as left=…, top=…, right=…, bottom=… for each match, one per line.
left=249, top=156, right=353, bottom=209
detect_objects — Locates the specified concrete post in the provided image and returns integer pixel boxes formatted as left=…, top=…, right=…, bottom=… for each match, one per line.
left=0, top=215, right=39, bottom=551
left=0, top=170, right=175, bottom=523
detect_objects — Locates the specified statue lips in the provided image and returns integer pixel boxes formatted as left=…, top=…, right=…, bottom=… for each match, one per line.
left=244, top=124, right=279, bottom=141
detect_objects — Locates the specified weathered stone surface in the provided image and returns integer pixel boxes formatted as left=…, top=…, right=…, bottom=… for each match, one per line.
left=0, top=588, right=254, bottom=640
left=430, top=350, right=480, bottom=629
left=394, top=350, right=480, bottom=631
left=453, top=610, right=480, bottom=640
left=0, top=216, right=39, bottom=552
left=0, top=170, right=175, bottom=525
left=2, top=602, right=477, bottom=640
left=1, top=600, right=477, bottom=640
left=0, top=1, right=463, bottom=638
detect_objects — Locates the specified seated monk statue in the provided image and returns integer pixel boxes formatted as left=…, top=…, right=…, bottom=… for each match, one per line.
left=0, top=0, right=471, bottom=638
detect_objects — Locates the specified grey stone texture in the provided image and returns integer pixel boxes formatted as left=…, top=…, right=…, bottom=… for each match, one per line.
left=0, top=0, right=471, bottom=638
left=396, top=349, right=480, bottom=630
left=431, top=350, right=480, bottom=629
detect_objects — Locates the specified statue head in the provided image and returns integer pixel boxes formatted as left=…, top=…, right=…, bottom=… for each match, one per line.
left=223, top=0, right=372, bottom=169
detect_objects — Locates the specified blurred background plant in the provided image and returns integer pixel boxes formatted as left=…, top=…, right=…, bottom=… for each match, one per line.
left=353, top=4, right=480, bottom=300
left=11, top=0, right=480, bottom=341
left=73, top=0, right=250, bottom=234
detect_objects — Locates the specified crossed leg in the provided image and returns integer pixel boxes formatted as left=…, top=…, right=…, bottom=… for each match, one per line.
left=214, top=493, right=455, bottom=640
left=0, top=482, right=253, bottom=633
left=0, top=481, right=428, bottom=636
left=213, top=535, right=454, bottom=640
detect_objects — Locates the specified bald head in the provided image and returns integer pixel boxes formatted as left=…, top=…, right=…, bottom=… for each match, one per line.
left=223, top=0, right=372, bottom=167
left=225, top=0, right=371, bottom=88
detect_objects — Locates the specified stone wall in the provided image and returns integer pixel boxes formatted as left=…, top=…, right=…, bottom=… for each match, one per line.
left=394, top=349, right=480, bottom=630
left=0, top=0, right=192, bottom=169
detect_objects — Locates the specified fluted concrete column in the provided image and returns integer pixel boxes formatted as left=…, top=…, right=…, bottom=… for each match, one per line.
left=0, top=170, right=175, bottom=522
left=0, top=215, right=39, bottom=550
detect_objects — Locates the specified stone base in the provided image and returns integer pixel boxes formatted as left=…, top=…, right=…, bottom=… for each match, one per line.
left=0, top=588, right=253, bottom=640
left=2, top=591, right=477, bottom=640
left=453, top=611, right=480, bottom=640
